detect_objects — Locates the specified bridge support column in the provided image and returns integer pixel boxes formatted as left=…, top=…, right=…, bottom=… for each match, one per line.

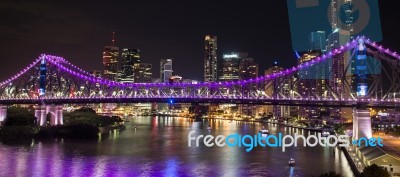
left=50, top=105, right=63, bottom=126
left=0, top=105, right=7, bottom=125
left=35, top=105, right=63, bottom=126
left=47, top=105, right=63, bottom=126
left=35, top=105, right=47, bottom=126
left=352, top=108, right=372, bottom=139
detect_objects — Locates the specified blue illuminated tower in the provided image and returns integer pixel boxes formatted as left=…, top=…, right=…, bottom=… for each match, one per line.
left=355, top=38, right=368, bottom=97
left=39, top=56, right=47, bottom=96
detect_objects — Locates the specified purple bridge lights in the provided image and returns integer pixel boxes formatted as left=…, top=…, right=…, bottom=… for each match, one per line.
left=0, top=36, right=398, bottom=131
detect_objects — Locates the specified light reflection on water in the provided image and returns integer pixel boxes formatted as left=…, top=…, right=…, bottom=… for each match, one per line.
left=0, top=116, right=354, bottom=177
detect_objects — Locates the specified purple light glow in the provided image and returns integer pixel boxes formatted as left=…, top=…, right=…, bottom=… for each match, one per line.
left=2, top=37, right=400, bottom=105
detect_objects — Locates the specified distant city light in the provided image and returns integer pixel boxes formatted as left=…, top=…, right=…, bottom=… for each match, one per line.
left=295, top=51, right=301, bottom=59
left=223, top=54, right=238, bottom=59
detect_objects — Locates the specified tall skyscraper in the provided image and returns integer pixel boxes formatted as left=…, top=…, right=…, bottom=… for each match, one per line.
left=264, top=61, right=288, bottom=118
left=239, top=58, right=259, bottom=80
left=328, top=0, right=355, bottom=121
left=120, top=48, right=140, bottom=83
left=103, top=32, right=119, bottom=81
left=327, top=29, right=353, bottom=120
left=238, top=58, right=259, bottom=117
left=219, top=52, right=247, bottom=81
left=160, top=59, right=173, bottom=83
left=327, top=29, right=352, bottom=97
left=309, top=31, right=327, bottom=51
left=330, top=0, right=354, bottom=33
left=297, top=51, right=324, bottom=119
left=204, top=35, right=218, bottom=82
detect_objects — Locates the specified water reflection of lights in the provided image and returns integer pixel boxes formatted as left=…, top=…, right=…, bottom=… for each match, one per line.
left=164, top=158, right=178, bottom=177
left=0, top=116, right=355, bottom=176
left=93, top=157, right=106, bottom=177
left=33, top=142, right=45, bottom=176
left=289, top=166, right=295, bottom=177
left=152, top=116, right=157, bottom=127
left=191, top=121, right=204, bottom=132
left=107, top=129, right=120, bottom=140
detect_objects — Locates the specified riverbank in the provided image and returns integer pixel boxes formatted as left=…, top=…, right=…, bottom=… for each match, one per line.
left=0, top=107, right=126, bottom=143
left=0, top=124, right=127, bottom=143
left=341, top=146, right=361, bottom=177
left=192, top=116, right=331, bottom=132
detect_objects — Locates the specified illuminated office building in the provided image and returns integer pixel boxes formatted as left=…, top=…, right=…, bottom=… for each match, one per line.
left=264, top=62, right=283, bottom=117
left=160, top=59, right=173, bottom=83
left=219, top=52, right=247, bottom=81
left=328, top=0, right=355, bottom=120
left=238, top=58, right=259, bottom=116
left=327, top=29, right=352, bottom=98
left=239, top=58, right=259, bottom=80
left=297, top=51, right=324, bottom=119
left=103, top=32, right=119, bottom=81
left=327, top=29, right=353, bottom=120
left=330, top=0, right=354, bottom=34
left=135, top=63, right=152, bottom=83
left=120, top=48, right=140, bottom=83
left=309, top=31, right=327, bottom=51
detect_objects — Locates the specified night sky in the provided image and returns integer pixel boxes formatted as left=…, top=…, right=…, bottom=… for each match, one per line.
left=0, top=0, right=399, bottom=81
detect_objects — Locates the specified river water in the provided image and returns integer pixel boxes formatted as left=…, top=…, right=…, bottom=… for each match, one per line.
left=0, top=116, right=354, bottom=177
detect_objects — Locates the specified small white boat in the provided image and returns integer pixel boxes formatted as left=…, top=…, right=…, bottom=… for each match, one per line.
left=259, top=129, right=269, bottom=134
left=321, top=131, right=330, bottom=137
left=288, top=158, right=296, bottom=166
left=259, top=126, right=269, bottom=135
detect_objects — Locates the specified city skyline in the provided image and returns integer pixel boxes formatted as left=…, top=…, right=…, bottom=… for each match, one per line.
left=0, top=1, right=399, bottom=82
left=0, top=1, right=400, bottom=176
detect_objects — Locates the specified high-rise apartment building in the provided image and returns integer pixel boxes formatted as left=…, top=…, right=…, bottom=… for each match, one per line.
left=204, top=35, right=218, bottom=82
left=327, top=29, right=352, bottom=97
left=327, top=29, right=353, bottom=120
left=328, top=0, right=355, bottom=121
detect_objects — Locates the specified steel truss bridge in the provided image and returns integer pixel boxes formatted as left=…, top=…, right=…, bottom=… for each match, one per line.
left=0, top=37, right=399, bottom=108
left=0, top=36, right=399, bottom=137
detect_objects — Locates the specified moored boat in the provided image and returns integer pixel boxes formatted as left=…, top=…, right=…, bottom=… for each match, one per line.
left=288, top=158, right=295, bottom=167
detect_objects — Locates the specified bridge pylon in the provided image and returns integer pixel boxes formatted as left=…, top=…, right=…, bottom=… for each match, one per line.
left=352, top=106, right=372, bottom=140
left=34, top=104, right=63, bottom=126
left=0, top=105, right=7, bottom=125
